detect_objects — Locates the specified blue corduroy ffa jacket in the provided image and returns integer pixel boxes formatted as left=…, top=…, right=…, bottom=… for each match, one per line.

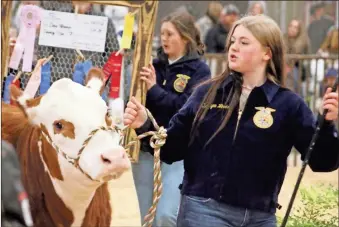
left=136, top=74, right=339, bottom=213
left=145, top=48, right=211, bottom=129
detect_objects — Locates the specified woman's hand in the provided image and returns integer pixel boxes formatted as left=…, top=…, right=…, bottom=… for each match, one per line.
left=321, top=87, right=338, bottom=121
left=140, top=64, right=156, bottom=90
left=123, top=97, right=148, bottom=129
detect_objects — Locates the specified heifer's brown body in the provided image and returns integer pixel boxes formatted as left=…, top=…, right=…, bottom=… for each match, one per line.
left=2, top=102, right=112, bottom=227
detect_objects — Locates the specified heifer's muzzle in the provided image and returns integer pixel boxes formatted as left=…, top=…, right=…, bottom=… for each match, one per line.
left=38, top=125, right=126, bottom=182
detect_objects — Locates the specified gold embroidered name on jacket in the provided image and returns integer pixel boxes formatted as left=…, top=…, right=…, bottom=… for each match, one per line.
left=201, top=104, right=276, bottom=129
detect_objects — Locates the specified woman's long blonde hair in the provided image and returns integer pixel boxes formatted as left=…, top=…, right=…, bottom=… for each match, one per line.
left=190, top=15, right=286, bottom=145
left=284, top=19, right=311, bottom=55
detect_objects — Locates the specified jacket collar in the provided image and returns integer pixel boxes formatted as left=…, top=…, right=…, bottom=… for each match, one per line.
left=218, top=73, right=280, bottom=103
left=154, top=47, right=200, bottom=66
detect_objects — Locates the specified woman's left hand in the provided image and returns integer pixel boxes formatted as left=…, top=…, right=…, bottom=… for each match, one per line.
left=140, top=64, right=156, bottom=90
left=322, top=87, right=338, bottom=121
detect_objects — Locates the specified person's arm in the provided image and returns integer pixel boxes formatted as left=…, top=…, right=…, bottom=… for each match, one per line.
left=204, top=28, right=218, bottom=53
left=135, top=88, right=202, bottom=164
left=1, top=140, right=33, bottom=227
left=305, top=36, right=312, bottom=55
left=319, top=29, right=332, bottom=52
left=292, top=98, right=339, bottom=172
left=146, top=63, right=211, bottom=112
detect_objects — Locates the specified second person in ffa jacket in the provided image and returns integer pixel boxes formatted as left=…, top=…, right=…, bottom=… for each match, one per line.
left=132, top=11, right=211, bottom=227
left=125, top=14, right=339, bottom=227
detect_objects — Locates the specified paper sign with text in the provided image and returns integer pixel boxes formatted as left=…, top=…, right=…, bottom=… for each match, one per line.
left=38, top=10, right=108, bottom=52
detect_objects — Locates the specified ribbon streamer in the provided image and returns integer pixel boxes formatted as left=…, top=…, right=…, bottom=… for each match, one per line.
left=9, top=5, right=41, bottom=72
left=3, top=73, right=16, bottom=104
left=82, top=59, right=93, bottom=76
left=120, top=13, right=135, bottom=49
left=103, top=52, right=123, bottom=99
left=73, top=62, right=84, bottom=85
left=39, top=62, right=51, bottom=95
left=24, top=59, right=44, bottom=98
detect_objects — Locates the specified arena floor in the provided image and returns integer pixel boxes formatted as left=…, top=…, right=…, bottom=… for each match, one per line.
left=108, top=166, right=338, bottom=226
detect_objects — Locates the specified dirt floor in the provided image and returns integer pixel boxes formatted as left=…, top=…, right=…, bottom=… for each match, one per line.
left=108, top=166, right=338, bottom=226
left=276, top=166, right=338, bottom=218
left=108, top=169, right=141, bottom=227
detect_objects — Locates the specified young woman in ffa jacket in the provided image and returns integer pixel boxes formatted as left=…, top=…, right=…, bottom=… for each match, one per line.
left=125, top=14, right=339, bottom=227
left=131, top=12, right=211, bottom=227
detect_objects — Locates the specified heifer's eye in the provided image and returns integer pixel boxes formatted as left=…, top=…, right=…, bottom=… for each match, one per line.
left=53, top=121, right=63, bottom=131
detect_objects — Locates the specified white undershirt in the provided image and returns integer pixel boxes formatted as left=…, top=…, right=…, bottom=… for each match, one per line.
left=168, top=55, right=183, bottom=65
left=239, top=89, right=251, bottom=112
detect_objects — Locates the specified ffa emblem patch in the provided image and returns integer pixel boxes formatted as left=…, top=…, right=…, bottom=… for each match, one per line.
left=173, top=74, right=190, bottom=93
left=253, top=107, right=276, bottom=129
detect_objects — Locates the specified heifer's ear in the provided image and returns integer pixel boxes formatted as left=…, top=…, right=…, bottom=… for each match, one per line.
left=84, top=67, right=106, bottom=95
left=10, top=84, right=23, bottom=103
left=10, top=84, right=42, bottom=119
left=108, top=97, right=124, bottom=127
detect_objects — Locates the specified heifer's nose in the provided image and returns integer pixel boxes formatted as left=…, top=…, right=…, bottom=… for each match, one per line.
left=100, top=152, right=127, bottom=165
left=100, top=147, right=130, bottom=171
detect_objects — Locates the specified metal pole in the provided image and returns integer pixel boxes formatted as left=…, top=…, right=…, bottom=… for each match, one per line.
left=280, top=1, right=287, bottom=34
left=336, top=1, right=338, bottom=27
left=305, top=1, right=311, bottom=28
left=280, top=77, right=339, bottom=227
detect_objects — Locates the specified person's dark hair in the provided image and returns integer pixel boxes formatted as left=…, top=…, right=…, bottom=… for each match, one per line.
left=161, top=11, right=205, bottom=55
left=310, top=2, right=325, bottom=16
left=222, top=4, right=240, bottom=16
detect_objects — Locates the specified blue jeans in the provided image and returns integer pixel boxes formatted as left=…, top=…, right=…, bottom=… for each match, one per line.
left=132, top=151, right=184, bottom=227
left=177, top=195, right=277, bottom=227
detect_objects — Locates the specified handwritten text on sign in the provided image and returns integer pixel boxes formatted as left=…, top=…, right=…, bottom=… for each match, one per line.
left=38, top=10, right=108, bottom=52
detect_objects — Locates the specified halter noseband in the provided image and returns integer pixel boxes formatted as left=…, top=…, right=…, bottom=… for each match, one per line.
left=38, top=124, right=126, bottom=182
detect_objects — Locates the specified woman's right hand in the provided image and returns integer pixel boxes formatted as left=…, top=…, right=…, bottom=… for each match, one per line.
left=123, top=97, right=148, bottom=129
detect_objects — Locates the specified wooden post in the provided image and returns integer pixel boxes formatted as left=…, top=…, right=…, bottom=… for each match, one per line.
left=1, top=1, right=13, bottom=88
left=124, top=0, right=159, bottom=163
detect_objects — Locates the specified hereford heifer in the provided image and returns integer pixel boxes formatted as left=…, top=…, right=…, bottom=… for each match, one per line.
left=1, top=68, right=131, bottom=227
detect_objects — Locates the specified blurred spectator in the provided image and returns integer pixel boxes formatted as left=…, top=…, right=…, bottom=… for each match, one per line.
left=2, top=140, right=33, bottom=227
left=284, top=19, right=311, bottom=55
left=307, top=2, right=334, bottom=54
left=247, top=1, right=267, bottom=15
left=316, top=68, right=338, bottom=124
left=72, top=1, right=91, bottom=14
left=284, top=19, right=311, bottom=94
left=321, top=68, right=338, bottom=96
left=71, top=2, right=103, bottom=15
left=174, top=5, right=198, bottom=20
left=205, top=4, right=240, bottom=53
left=195, top=1, right=223, bottom=46
left=319, top=25, right=339, bottom=55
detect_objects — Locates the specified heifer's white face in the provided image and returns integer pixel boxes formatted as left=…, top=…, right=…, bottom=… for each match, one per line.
left=17, top=77, right=130, bottom=182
